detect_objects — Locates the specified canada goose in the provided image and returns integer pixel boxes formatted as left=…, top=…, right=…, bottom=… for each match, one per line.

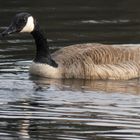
left=1, top=12, right=140, bottom=80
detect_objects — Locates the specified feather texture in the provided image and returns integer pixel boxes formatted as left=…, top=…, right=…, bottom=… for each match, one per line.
left=49, top=43, right=140, bottom=80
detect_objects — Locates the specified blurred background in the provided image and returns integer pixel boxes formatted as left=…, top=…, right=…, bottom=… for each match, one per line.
left=1, top=0, right=140, bottom=46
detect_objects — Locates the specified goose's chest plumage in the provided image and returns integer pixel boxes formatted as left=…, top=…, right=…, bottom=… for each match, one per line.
left=29, top=62, right=63, bottom=78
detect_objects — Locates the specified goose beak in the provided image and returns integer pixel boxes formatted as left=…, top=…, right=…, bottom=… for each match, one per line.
left=1, top=25, right=17, bottom=37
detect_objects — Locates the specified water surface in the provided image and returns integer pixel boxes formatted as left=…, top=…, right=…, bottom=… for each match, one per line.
left=1, top=0, right=140, bottom=140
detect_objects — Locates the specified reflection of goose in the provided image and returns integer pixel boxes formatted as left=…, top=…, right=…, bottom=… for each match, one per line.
left=33, top=78, right=140, bottom=94
left=19, top=119, right=30, bottom=139
left=1, top=12, right=140, bottom=80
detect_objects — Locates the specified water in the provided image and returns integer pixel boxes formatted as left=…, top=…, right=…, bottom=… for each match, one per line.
left=0, top=0, right=140, bottom=139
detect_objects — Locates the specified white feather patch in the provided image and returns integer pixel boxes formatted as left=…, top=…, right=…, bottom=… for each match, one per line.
left=29, top=62, right=62, bottom=78
left=20, top=16, right=34, bottom=33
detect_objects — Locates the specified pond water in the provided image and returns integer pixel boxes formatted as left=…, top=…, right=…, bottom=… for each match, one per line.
left=0, top=0, right=140, bottom=140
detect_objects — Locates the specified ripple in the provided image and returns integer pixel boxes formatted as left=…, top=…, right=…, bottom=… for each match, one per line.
left=1, top=58, right=140, bottom=139
left=81, top=19, right=130, bottom=24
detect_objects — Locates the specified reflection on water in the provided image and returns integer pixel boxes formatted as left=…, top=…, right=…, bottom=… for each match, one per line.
left=1, top=0, right=140, bottom=140
left=34, top=78, right=140, bottom=94
left=1, top=75, right=140, bottom=140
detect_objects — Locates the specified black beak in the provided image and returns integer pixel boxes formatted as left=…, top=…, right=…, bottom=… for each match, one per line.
left=1, top=24, right=17, bottom=37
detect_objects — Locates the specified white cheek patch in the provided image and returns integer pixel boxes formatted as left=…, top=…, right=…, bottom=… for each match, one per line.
left=20, top=16, right=34, bottom=33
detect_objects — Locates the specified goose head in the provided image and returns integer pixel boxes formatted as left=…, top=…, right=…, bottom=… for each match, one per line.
left=1, top=12, right=35, bottom=36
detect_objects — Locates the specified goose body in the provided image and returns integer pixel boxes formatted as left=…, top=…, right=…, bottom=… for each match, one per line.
left=1, top=13, right=140, bottom=80
left=30, top=43, right=140, bottom=80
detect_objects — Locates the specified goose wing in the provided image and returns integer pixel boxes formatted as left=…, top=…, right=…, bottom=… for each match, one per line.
left=52, top=43, right=140, bottom=65
left=51, top=43, right=140, bottom=79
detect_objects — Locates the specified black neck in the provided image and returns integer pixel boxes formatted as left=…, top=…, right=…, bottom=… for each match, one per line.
left=31, top=26, right=58, bottom=67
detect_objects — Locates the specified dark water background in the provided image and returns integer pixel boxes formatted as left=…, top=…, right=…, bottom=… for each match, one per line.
left=1, top=0, right=140, bottom=140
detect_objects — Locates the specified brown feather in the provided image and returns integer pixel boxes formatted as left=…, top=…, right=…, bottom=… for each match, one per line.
left=51, top=43, right=140, bottom=80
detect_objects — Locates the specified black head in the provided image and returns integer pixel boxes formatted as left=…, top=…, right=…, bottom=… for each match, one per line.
left=1, top=12, right=35, bottom=36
